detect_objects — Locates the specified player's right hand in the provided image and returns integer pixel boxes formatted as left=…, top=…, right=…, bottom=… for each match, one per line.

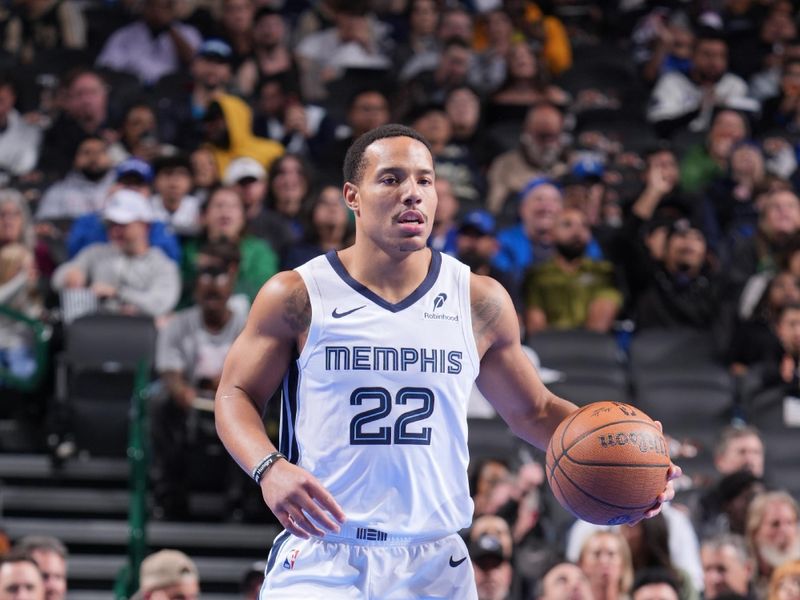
left=260, top=460, right=346, bottom=539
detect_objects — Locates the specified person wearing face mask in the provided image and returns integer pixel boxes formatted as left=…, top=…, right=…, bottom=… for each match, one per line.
left=523, top=207, right=622, bottom=336
left=633, top=218, right=721, bottom=331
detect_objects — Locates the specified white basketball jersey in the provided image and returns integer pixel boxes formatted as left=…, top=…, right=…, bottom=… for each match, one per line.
left=283, top=250, right=480, bottom=537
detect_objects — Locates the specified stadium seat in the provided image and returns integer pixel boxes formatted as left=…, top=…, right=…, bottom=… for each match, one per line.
left=744, top=385, right=800, bottom=497
left=55, top=313, right=157, bottom=457
left=629, top=328, right=721, bottom=371
left=526, top=330, right=624, bottom=370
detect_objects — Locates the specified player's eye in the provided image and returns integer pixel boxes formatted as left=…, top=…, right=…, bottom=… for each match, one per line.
left=381, top=176, right=398, bottom=185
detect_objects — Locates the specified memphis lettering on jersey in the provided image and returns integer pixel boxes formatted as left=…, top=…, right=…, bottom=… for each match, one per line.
left=325, top=345, right=463, bottom=374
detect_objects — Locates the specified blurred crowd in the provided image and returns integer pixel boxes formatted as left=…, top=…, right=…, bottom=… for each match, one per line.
left=1, top=0, right=800, bottom=599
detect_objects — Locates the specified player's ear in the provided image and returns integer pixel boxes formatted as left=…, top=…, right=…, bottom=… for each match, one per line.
left=343, top=182, right=360, bottom=214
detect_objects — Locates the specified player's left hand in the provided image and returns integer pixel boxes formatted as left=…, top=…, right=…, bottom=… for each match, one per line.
left=628, top=421, right=682, bottom=526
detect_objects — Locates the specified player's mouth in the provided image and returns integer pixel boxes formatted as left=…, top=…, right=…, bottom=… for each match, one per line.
left=396, top=210, right=426, bottom=234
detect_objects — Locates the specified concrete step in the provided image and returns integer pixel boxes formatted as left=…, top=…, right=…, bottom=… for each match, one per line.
left=2, top=517, right=279, bottom=550
left=67, top=554, right=265, bottom=585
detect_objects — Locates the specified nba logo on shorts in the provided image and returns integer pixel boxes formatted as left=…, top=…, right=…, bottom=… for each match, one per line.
left=283, top=549, right=300, bottom=570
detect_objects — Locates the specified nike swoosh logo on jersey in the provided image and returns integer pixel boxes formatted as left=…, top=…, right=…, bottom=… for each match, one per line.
left=449, top=555, right=467, bottom=568
left=332, top=305, right=366, bottom=319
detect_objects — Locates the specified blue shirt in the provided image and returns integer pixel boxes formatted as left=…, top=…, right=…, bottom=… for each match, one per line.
left=493, top=223, right=603, bottom=280
left=67, top=213, right=181, bottom=263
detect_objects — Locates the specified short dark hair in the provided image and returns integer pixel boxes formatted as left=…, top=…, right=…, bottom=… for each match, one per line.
left=343, top=124, right=432, bottom=184
left=198, top=238, right=241, bottom=269
left=0, top=550, right=43, bottom=572
left=153, top=154, right=191, bottom=176
left=13, top=536, right=68, bottom=559
left=632, top=568, right=681, bottom=598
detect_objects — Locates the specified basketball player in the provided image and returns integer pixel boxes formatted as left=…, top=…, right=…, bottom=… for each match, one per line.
left=215, top=124, right=680, bottom=598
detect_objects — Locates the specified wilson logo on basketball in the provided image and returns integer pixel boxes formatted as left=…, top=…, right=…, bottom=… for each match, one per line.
left=597, top=431, right=667, bottom=455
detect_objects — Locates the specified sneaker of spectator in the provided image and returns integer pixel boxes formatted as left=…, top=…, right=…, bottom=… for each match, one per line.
left=95, top=0, right=202, bottom=85
left=37, top=69, right=112, bottom=181
left=0, top=74, right=42, bottom=178
left=51, top=188, right=181, bottom=317
left=201, top=94, right=284, bottom=179
left=486, top=103, right=569, bottom=216
left=236, top=8, right=295, bottom=98
left=648, top=28, right=756, bottom=137
left=151, top=154, right=202, bottom=237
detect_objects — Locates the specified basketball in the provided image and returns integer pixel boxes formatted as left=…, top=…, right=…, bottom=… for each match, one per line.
left=545, top=401, right=671, bottom=525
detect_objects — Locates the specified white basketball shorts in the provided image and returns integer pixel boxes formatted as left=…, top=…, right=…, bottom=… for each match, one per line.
left=259, top=526, right=478, bottom=599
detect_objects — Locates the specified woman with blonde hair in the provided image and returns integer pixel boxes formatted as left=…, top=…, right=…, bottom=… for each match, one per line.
left=579, top=530, right=635, bottom=600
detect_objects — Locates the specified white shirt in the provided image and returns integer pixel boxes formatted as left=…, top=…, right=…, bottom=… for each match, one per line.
left=150, top=194, right=202, bottom=237
left=647, top=71, right=754, bottom=131
left=96, top=21, right=201, bottom=85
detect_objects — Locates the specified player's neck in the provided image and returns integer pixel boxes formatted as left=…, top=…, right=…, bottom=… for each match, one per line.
left=338, top=245, right=433, bottom=304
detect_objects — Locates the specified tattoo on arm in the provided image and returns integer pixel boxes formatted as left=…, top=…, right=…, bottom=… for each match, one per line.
left=472, top=295, right=502, bottom=338
left=283, top=286, right=311, bottom=333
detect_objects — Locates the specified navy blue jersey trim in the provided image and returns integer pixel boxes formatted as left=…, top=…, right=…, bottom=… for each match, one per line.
left=265, top=530, right=291, bottom=576
left=325, top=249, right=442, bottom=313
left=279, top=351, right=301, bottom=464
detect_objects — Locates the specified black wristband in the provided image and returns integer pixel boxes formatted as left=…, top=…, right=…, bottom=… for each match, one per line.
left=251, top=451, right=286, bottom=484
